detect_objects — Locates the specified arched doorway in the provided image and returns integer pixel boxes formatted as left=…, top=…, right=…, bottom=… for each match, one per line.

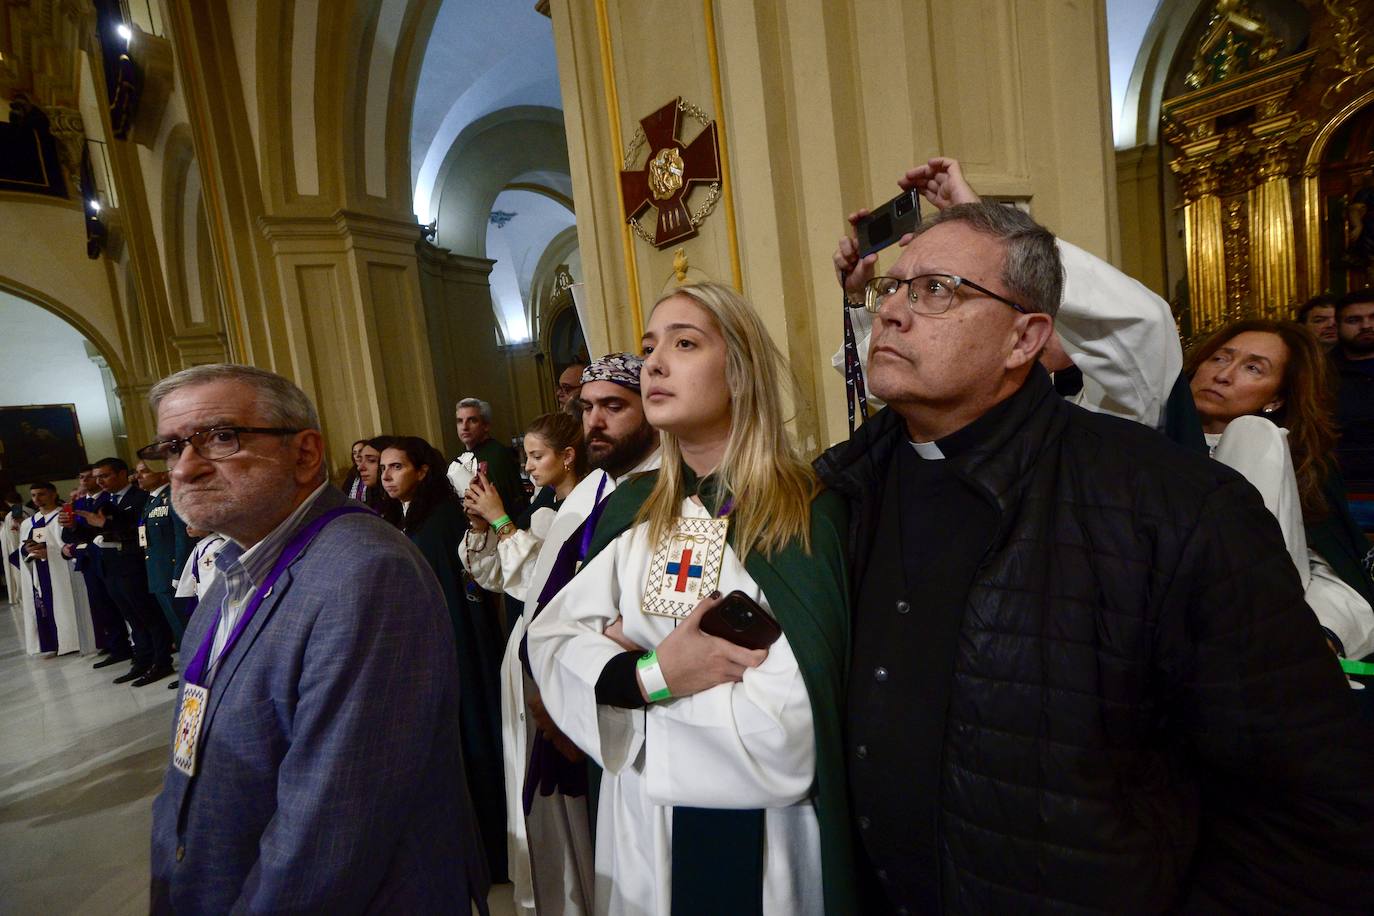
left=0, top=287, right=127, bottom=495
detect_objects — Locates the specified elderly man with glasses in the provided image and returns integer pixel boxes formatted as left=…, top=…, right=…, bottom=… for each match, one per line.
left=145, top=363, right=489, bottom=914
left=816, top=179, right=1374, bottom=911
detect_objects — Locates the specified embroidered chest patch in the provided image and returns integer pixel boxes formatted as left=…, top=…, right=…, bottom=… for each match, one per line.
left=643, top=516, right=728, bottom=619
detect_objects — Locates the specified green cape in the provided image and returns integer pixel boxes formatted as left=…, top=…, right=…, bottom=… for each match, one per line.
left=582, top=467, right=857, bottom=915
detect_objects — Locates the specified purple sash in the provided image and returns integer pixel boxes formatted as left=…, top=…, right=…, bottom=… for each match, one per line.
left=183, top=506, right=368, bottom=687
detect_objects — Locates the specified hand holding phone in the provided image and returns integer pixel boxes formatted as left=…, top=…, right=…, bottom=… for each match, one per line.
left=699, top=590, right=782, bottom=650
left=650, top=592, right=769, bottom=699
left=855, top=189, right=922, bottom=259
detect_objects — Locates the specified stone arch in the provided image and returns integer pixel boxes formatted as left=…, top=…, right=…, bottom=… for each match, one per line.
left=430, top=106, right=571, bottom=256
left=252, top=0, right=434, bottom=213
left=160, top=123, right=199, bottom=327
left=0, top=275, right=132, bottom=391
left=530, top=224, right=581, bottom=346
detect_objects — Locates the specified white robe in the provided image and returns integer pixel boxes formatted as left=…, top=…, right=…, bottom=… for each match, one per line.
left=1209, top=417, right=1374, bottom=660
left=527, top=496, right=822, bottom=916
left=17, top=510, right=95, bottom=656
left=462, top=504, right=563, bottom=603
left=835, top=237, right=1184, bottom=430
left=2, top=507, right=30, bottom=604
left=175, top=533, right=229, bottom=601
left=492, top=450, right=661, bottom=916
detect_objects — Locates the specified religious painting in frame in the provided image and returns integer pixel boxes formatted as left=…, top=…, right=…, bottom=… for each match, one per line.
left=0, top=404, right=88, bottom=484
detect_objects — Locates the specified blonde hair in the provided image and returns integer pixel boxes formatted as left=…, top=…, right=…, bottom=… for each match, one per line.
left=637, top=282, right=817, bottom=559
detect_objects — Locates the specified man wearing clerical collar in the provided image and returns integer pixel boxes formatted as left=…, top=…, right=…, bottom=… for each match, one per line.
left=146, top=363, right=488, bottom=913
left=816, top=200, right=1374, bottom=910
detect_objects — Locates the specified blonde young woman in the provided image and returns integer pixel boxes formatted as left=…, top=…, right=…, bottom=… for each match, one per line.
left=527, top=282, right=855, bottom=915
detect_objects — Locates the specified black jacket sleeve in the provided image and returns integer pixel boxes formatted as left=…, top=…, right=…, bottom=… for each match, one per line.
left=1161, top=476, right=1374, bottom=910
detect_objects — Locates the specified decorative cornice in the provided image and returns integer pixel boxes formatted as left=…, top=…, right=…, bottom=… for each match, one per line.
left=1164, top=48, right=1318, bottom=125
left=257, top=209, right=426, bottom=245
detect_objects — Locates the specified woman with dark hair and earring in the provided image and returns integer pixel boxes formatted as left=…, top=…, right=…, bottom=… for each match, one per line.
left=341, top=438, right=369, bottom=501
left=379, top=435, right=508, bottom=884
left=360, top=435, right=397, bottom=514
left=1187, top=319, right=1374, bottom=661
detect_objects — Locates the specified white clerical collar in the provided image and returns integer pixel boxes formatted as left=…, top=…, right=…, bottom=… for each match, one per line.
left=910, top=440, right=946, bottom=460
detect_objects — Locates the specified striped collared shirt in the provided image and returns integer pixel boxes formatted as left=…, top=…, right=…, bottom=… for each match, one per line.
left=205, top=482, right=330, bottom=682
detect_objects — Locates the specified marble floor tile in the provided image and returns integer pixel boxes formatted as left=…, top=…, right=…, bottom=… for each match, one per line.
left=0, top=603, right=518, bottom=915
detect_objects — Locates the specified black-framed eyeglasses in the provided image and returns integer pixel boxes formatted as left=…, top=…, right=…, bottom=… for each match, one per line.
left=137, top=426, right=302, bottom=464
left=864, top=273, right=1026, bottom=316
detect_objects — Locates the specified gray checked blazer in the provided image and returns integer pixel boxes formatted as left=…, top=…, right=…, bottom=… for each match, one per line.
left=150, top=485, right=489, bottom=914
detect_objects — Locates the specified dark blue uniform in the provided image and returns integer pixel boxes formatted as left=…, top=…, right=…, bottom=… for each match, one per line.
left=140, top=485, right=197, bottom=643
left=69, top=486, right=173, bottom=677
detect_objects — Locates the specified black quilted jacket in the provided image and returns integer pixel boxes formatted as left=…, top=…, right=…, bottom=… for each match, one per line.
left=815, top=367, right=1374, bottom=913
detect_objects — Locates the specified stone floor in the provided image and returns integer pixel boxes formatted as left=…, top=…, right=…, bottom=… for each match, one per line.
left=0, top=603, right=514, bottom=915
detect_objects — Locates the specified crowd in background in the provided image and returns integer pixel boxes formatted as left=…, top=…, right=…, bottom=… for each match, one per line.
left=4, top=155, right=1374, bottom=914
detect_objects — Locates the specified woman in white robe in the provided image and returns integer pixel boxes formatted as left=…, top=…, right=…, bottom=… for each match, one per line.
left=16, top=486, right=95, bottom=656
left=529, top=283, right=855, bottom=915
left=3, top=499, right=30, bottom=604
left=460, top=411, right=591, bottom=915
left=1188, top=320, right=1374, bottom=661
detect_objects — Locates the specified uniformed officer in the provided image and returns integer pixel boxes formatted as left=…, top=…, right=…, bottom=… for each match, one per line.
left=135, top=460, right=198, bottom=647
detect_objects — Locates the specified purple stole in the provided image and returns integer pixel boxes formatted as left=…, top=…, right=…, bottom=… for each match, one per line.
left=519, top=477, right=612, bottom=812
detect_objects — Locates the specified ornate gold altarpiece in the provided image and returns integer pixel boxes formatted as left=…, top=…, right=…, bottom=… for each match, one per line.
left=1164, top=0, right=1374, bottom=342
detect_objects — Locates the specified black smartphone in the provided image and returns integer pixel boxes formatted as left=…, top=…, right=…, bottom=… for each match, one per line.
left=700, top=590, right=782, bottom=650
left=856, top=189, right=922, bottom=258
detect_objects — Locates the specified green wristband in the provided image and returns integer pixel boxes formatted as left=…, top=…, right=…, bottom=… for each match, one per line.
left=1340, top=658, right=1374, bottom=677
left=491, top=514, right=512, bottom=531
left=636, top=650, right=672, bottom=702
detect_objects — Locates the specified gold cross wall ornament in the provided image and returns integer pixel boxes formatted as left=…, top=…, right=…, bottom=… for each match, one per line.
left=619, top=97, right=722, bottom=249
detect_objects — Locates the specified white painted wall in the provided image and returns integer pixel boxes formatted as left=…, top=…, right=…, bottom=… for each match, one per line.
left=0, top=291, right=118, bottom=500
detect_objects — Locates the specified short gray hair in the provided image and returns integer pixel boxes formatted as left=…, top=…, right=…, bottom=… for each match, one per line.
left=917, top=202, right=1063, bottom=317
left=149, top=363, right=321, bottom=430
left=456, top=397, right=492, bottom=423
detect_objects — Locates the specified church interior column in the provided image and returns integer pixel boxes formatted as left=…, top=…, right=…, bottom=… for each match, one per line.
left=550, top=0, right=1120, bottom=449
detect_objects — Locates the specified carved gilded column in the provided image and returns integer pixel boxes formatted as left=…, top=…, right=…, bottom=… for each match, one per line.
left=1247, top=147, right=1297, bottom=319
left=1184, top=188, right=1229, bottom=335
left=1162, top=2, right=1319, bottom=341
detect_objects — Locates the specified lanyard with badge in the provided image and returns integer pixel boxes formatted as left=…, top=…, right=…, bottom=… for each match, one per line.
left=171, top=506, right=368, bottom=777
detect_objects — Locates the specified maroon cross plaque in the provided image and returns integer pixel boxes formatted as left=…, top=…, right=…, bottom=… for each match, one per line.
left=620, top=98, right=721, bottom=248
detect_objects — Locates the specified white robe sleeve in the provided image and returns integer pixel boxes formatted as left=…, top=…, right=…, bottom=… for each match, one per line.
left=461, top=528, right=505, bottom=593
left=642, top=634, right=815, bottom=810
left=526, top=538, right=641, bottom=773
left=1054, top=239, right=1182, bottom=428
left=528, top=519, right=816, bottom=809
left=494, top=507, right=558, bottom=604
left=1211, top=417, right=1309, bottom=583
left=1306, top=551, right=1374, bottom=661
